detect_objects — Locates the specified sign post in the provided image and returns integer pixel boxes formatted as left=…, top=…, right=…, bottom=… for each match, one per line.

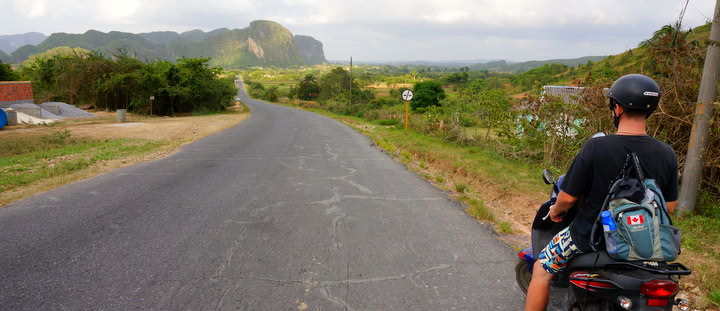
left=149, top=95, right=155, bottom=116
left=401, top=89, right=413, bottom=133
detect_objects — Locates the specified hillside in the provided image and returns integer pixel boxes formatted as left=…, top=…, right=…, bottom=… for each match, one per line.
left=9, top=21, right=326, bottom=68
left=138, top=28, right=231, bottom=45
left=0, top=50, right=8, bottom=63
left=293, top=35, right=326, bottom=65
left=328, top=56, right=605, bottom=73
left=553, top=23, right=712, bottom=85
left=470, top=56, right=607, bottom=73
left=0, top=32, right=47, bottom=54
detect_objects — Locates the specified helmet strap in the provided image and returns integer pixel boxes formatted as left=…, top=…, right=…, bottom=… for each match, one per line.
left=612, top=106, right=623, bottom=129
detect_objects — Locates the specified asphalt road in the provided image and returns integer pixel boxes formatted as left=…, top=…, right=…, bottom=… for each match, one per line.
left=0, top=80, right=524, bottom=310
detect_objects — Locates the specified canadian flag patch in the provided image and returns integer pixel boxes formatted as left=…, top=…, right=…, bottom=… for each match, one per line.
left=627, top=215, right=645, bottom=225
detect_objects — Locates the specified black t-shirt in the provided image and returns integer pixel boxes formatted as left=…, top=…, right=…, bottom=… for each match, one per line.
left=562, top=135, right=679, bottom=252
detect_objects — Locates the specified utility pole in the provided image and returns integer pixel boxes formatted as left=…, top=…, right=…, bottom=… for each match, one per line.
left=677, top=0, right=720, bottom=213
left=349, top=56, right=353, bottom=106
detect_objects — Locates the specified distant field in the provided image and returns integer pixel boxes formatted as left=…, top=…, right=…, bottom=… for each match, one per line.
left=259, top=81, right=294, bottom=94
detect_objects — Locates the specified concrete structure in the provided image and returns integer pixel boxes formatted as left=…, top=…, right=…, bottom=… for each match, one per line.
left=9, top=104, right=42, bottom=118
left=542, top=85, right=585, bottom=104
left=0, top=82, right=95, bottom=126
left=5, top=109, right=16, bottom=125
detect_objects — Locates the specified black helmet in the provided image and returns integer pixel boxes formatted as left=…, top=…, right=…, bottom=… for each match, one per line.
left=605, top=74, right=661, bottom=115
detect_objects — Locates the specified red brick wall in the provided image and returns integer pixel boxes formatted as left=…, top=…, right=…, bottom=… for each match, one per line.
left=0, top=81, right=34, bottom=103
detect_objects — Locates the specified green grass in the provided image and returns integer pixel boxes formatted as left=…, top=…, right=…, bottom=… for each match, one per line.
left=377, top=119, right=399, bottom=126
left=499, top=221, right=514, bottom=234
left=464, top=196, right=495, bottom=222
left=709, top=290, right=720, bottom=307
left=674, top=191, right=720, bottom=299
left=365, top=124, right=547, bottom=197
left=455, top=182, right=469, bottom=193
left=0, top=131, right=165, bottom=193
left=676, top=215, right=720, bottom=258
left=259, top=81, right=294, bottom=94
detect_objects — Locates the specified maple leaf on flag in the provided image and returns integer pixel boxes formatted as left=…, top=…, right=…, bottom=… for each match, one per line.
left=627, top=215, right=645, bottom=225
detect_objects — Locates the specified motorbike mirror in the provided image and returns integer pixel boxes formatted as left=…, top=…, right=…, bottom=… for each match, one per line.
left=542, top=169, right=555, bottom=185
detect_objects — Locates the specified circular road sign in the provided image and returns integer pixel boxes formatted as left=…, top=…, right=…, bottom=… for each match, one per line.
left=402, top=89, right=414, bottom=101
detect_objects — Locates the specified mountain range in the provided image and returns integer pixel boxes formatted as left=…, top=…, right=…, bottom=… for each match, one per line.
left=331, top=56, right=607, bottom=73
left=1, top=22, right=608, bottom=73
left=468, top=56, right=607, bottom=73
left=0, top=32, right=48, bottom=55
left=5, top=21, right=326, bottom=68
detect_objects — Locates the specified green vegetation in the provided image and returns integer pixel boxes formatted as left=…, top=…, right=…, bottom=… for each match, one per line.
left=0, top=131, right=165, bottom=193
left=499, top=222, right=514, bottom=234
left=19, top=50, right=237, bottom=115
left=709, top=290, right=720, bottom=307
left=0, top=50, right=9, bottom=63
left=246, top=80, right=280, bottom=102
left=454, top=182, right=468, bottom=193
left=462, top=196, right=495, bottom=222
left=9, top=20, right=326, bottom=67
left=510, top=63, right=569, bottom=90
left=0, top=59, right=18, bottom=81
left=294, top=74, right=320, bottom=100
left=469, top=56, right=607, bottom=73
left=411, top=80, right=446, bottom=111
left=377, top=119, right=399, bottom=126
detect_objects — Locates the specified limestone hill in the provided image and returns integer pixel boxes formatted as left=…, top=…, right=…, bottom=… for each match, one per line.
left=9, top=21, right=326, bottom=68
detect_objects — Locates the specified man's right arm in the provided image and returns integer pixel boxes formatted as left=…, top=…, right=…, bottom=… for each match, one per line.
left=549, top=191, right=579, bottom=222
left=666, top=201, right=677, bottom=214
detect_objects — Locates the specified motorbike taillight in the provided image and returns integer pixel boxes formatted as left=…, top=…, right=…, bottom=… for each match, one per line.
left=641, top=279, right=678, bottom=306
left=569, top=271, right=617, bottom=291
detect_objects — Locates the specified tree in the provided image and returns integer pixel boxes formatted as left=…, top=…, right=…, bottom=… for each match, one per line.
left=18, top=52, right=235, bottom=115
left=319, top=67, right=352, bottom=100
left=456, top=80, right=510, bottom=140
left=412, top=80, right=446, bottom=111
left=446, top=71, right=469, bottom=85
left=297, top=74, right=320, bottom=100
left=0, top=60, right=18, bottom=81
left=510, top=63, right=569, bottom=90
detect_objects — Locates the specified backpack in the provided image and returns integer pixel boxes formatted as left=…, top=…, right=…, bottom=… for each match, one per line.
left=591, top=153, right=681, bottom=262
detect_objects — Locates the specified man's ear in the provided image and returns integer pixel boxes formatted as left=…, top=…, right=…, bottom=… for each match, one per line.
left=614, top=104, right=625, bottom=115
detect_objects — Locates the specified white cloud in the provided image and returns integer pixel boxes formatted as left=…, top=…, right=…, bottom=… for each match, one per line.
left=13, top=0, right=48, bottom=18
left=93, top=0, right=143, bottom=24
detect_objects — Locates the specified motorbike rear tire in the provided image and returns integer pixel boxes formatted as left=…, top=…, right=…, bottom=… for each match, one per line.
left=515, top=260, right=531, bottom=294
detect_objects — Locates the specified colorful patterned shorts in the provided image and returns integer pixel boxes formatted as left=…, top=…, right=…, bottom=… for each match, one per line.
left=537, top=227, right=583, bottom=274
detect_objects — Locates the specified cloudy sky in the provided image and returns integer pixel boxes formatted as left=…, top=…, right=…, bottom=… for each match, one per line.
left=1, top=0, right=715, bottom=62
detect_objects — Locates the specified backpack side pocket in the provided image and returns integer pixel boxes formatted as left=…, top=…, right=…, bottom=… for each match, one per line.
left=660, top=224, right=680, bottom=261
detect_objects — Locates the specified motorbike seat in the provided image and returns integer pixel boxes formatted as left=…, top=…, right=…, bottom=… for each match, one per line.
left=567, top=251, right=619, bottom=269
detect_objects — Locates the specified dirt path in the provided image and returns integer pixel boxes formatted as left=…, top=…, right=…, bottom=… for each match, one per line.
left=1, top=105, right=247, bottom=142
left=0, top=104, right=249, bottom=206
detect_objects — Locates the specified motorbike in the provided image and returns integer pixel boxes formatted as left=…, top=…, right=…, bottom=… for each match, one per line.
left=515, top=169, right=692, bottom=311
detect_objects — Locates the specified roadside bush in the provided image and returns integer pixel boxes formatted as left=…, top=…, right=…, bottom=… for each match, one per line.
left=377, top=119, right=399, bottom=126
left=0, top=60, right=18, bottom=81
left=412, top=80, right=446, bottom=111
left=20, top=53, right=236, bottom=115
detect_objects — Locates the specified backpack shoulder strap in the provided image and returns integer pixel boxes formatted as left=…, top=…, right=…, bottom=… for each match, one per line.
left=628, top=153, right=648, bottom=193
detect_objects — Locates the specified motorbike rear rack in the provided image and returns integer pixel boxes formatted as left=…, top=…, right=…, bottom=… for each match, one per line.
left=605, top=261, right=691, bottom=275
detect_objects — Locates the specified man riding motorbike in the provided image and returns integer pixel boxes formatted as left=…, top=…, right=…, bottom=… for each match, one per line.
left=524, top=74, right=679, bottom=311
